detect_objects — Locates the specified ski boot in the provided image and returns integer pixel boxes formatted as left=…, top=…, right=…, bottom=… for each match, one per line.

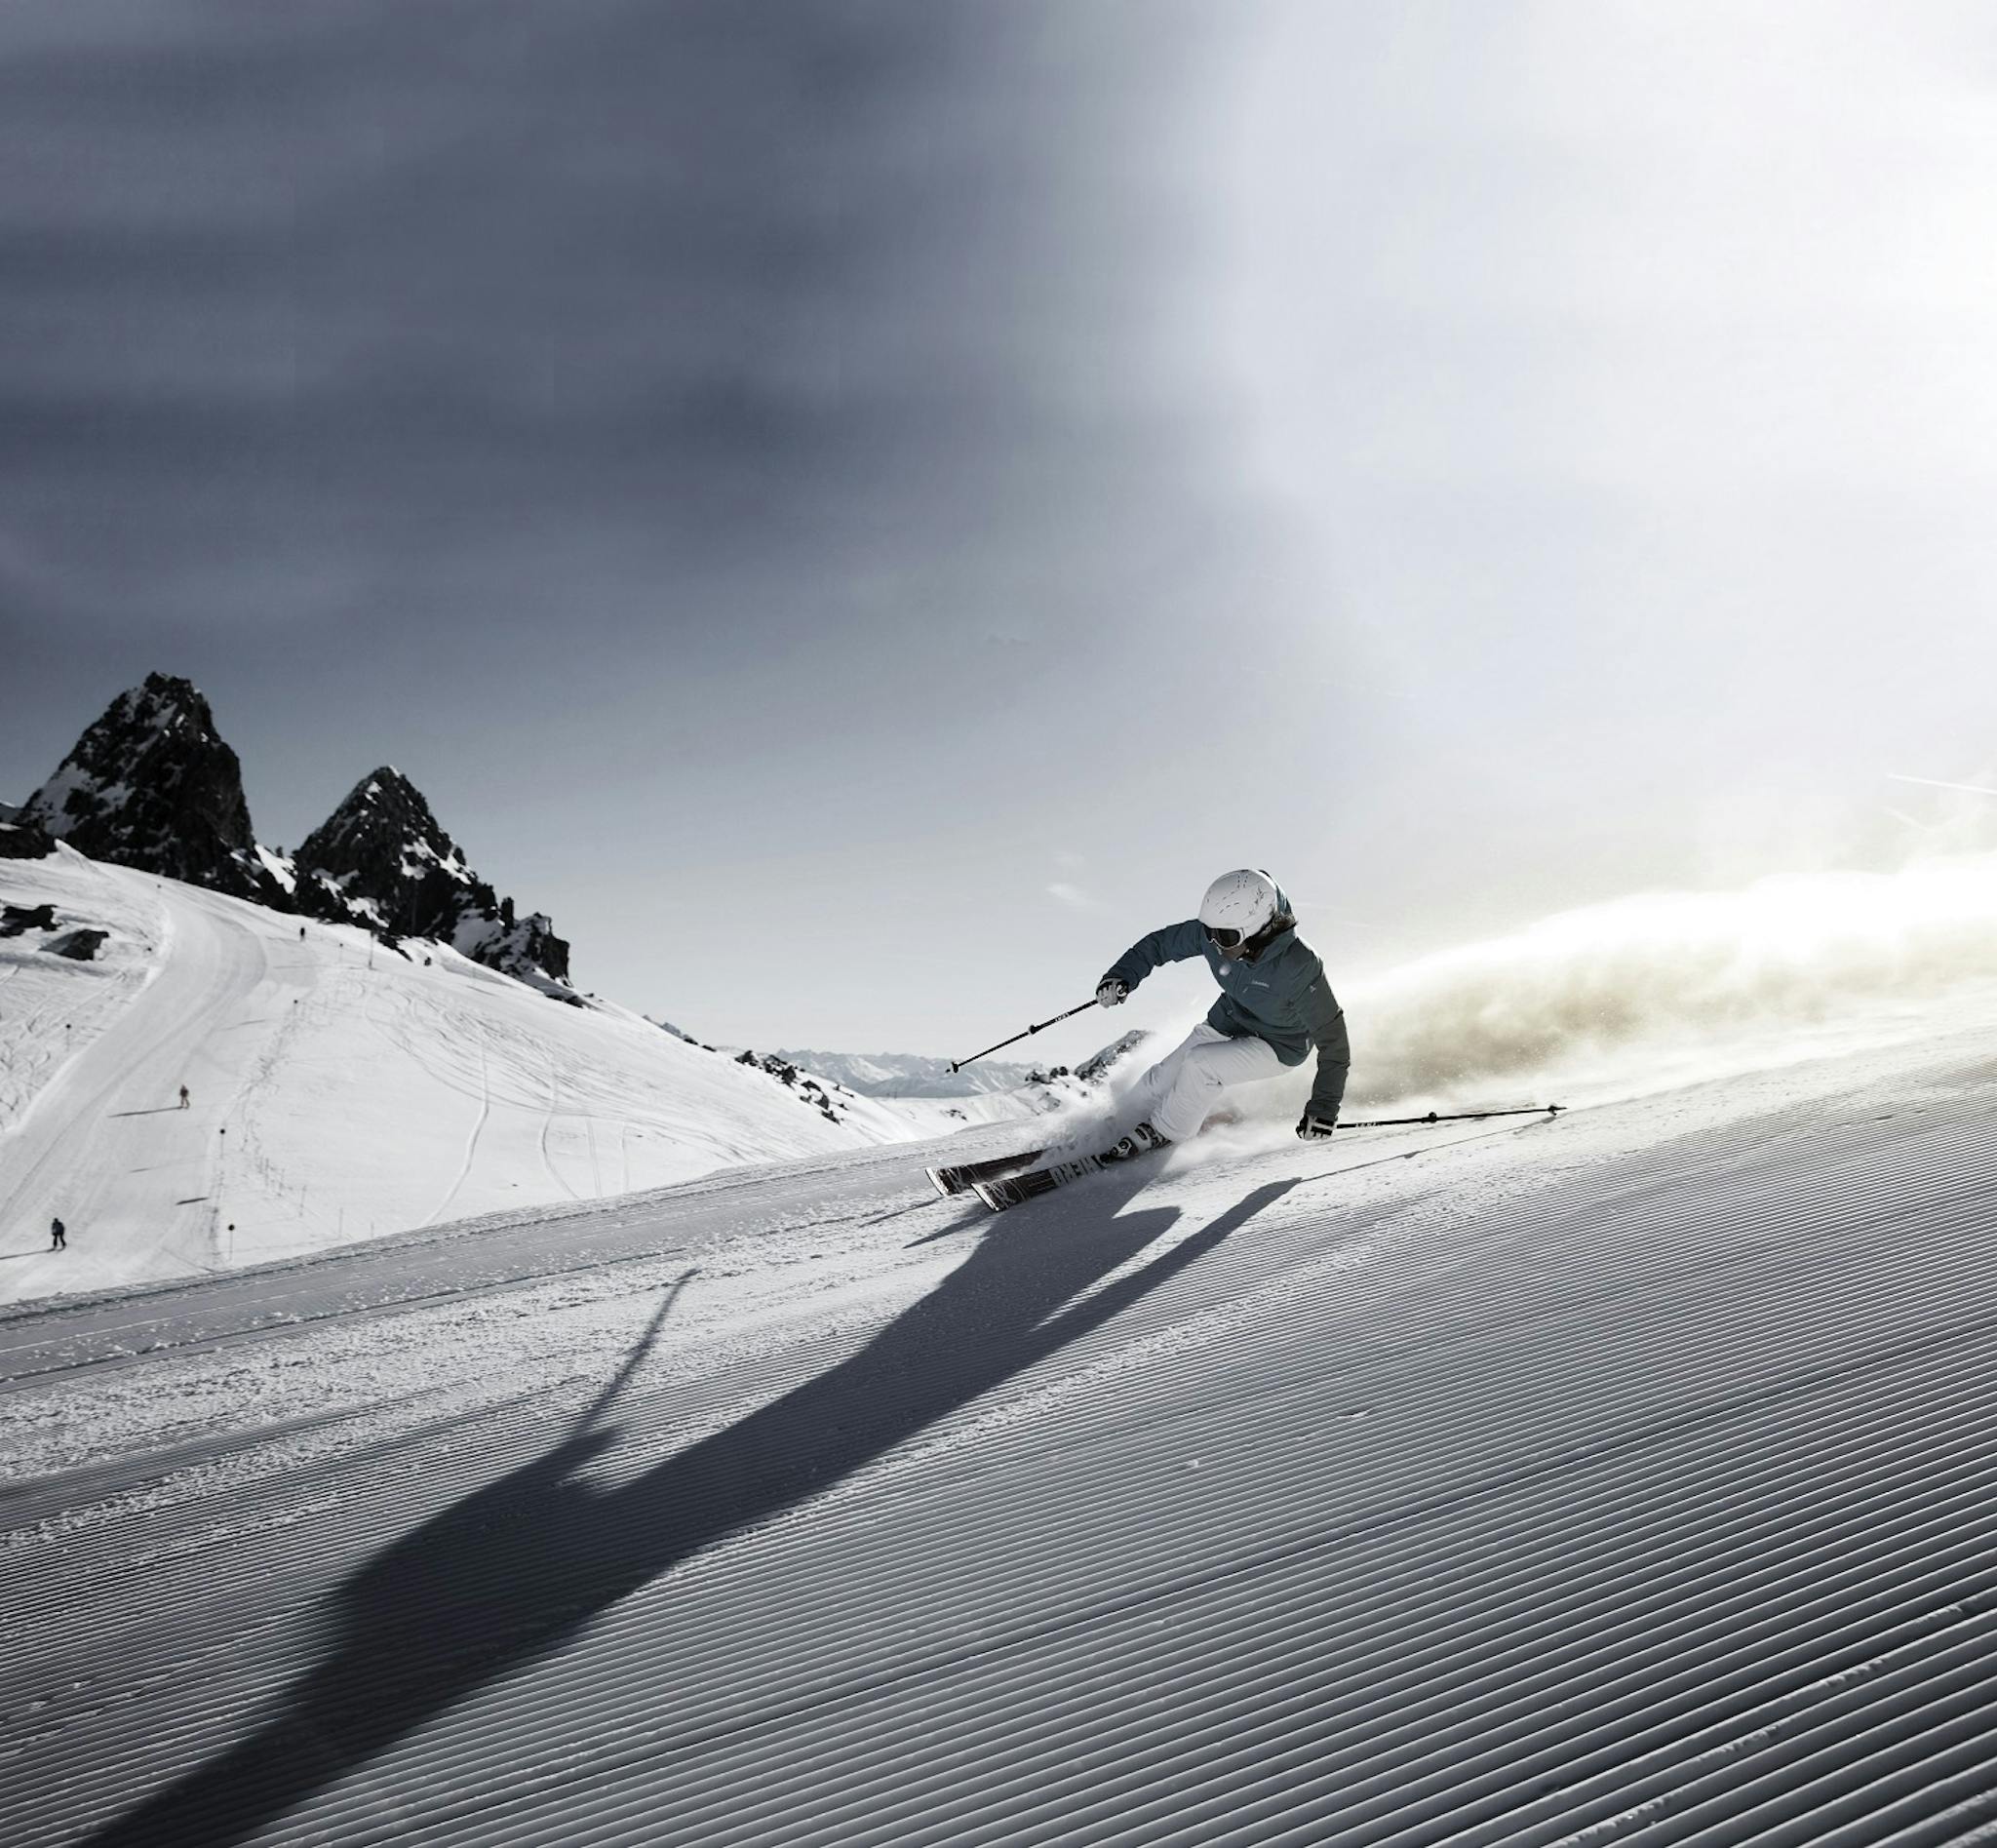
left=1098, top=1121, right=1171, bottom=1164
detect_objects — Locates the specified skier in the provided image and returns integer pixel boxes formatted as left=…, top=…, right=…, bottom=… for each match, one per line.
left=49, top=1215, right=65, bottom=1251
left=177, top=1084, right=190, bottom=1110
left=1092, top=868, right=1348, bottom=1161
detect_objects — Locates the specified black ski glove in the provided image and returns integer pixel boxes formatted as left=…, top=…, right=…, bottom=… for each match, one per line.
left=1296, top=1109, right=1338, bottom=1142
left=1095, top=978, right=1128, bottom=1008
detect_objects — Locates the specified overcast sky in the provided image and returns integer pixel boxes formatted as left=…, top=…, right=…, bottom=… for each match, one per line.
left=5, top=1, right=1996, bottom=1058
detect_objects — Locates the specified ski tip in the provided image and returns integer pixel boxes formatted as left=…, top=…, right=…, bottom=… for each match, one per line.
left=971, top=1180, right=1007, bottom=1212
left=924, top=1165, right=956, bottom=1199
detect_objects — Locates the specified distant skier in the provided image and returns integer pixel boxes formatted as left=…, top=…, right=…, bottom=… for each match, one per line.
left=49, top=1216, right=65, bottom=1251
left=1092, top=869, right=1348, bottom=1160
left=177, top=1084, right=190, bottom=1110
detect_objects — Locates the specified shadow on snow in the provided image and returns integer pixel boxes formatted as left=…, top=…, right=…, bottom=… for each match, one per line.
left=89, top=1173, right=1298, bottom=1845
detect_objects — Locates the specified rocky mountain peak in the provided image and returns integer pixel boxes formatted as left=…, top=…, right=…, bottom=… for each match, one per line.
left=20, top=677, right=573, bottom=1000
left=294, top=767, right=569, bottom=993
left=19, top=673, right=281, bottom=901
left=295, top=767, right=469, bottom=896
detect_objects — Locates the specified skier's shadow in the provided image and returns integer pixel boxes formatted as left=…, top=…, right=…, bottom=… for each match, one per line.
left=88, top=1173, right=1296, bottom=1846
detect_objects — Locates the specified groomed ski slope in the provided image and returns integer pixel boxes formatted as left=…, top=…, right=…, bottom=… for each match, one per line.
left=0, top=850, right=952, bottom=1306
left=4, top=1003, right=1995, bottom=1846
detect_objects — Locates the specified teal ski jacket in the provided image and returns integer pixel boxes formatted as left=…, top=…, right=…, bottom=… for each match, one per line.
left=1102, top=913, right=1350, bottom=1118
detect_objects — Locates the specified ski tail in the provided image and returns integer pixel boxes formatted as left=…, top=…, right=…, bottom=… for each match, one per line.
left=926, top=1147, right=1047, bottom=1199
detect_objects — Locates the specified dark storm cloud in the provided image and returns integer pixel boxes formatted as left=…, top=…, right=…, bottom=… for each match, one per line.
left=0, top=2, right=1218, bottom=652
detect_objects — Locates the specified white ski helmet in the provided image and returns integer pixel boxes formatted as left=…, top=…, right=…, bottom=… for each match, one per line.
left=1197, top=868, right=1285, bottom=955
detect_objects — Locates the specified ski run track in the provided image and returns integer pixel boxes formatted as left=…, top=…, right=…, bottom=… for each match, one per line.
left=4, top=1005, right=1997, bottom=1844
left=0, top=850, right=949, bottom=1310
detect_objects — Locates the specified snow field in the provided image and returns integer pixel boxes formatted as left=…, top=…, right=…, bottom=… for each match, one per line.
left=0, top=854, right=980, bottom=1307
left=5, top=1004, right=1997, bottom=1843
left=0, top=847, right=165, bottom=1136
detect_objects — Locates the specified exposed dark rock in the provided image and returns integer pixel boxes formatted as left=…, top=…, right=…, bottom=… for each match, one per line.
left=1, top=902, right=57, bottom=936
left=19, top=674, right=286, bottom=902
left=0, top=818, right=54, bottom=859
left=734, top=1049, right=857, bottom=1123
left=1025, top=1030, right=1153, bottom=1095
left=1075, top=1029, right=1152, bottom=1082
left=456, top=909, right=573, bottom=992
left=45, top=927, right=109, bottom=962
left=738, top=1049, right=800, bottom=1085
left=293, top=767, right=571, bottom=992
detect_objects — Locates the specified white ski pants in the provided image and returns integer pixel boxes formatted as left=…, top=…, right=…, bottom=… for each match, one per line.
left=1129, top=1022, right=1286, bottom=1145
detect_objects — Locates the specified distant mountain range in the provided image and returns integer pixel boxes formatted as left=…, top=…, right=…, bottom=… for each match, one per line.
left=771, top=1049, right=1038, bottom=1098
left=14, top=673, right=570, bottom=993
left=776, top=1031, right=1153, bottom=1099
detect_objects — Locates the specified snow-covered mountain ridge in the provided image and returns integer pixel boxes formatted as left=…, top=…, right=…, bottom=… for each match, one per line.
left=0, top=848, right=1030, bottom=1305
left=771, top=1030, right=1153, bottom=1102
left=19, top=674, right=568, bottom=992
left=18, top=674, right=284, bottom=906
left=771, top=1048, right=1038, bottom=1097
left=289, top=766, right=572, bottom=997
left=2, top=680, right=1108, bottom=1304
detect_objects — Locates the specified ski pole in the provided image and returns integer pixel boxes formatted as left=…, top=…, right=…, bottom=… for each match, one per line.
left=948, top=1000, right=1100, bottom=1074
left=1338, top=1103, right=1563, bottom=1130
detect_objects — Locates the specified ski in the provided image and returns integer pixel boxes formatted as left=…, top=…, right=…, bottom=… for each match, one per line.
left=972, top=1123, right=1170, bottom=1212
left=972, top=1154, right=1108, bottom=1211
left=925, top=1147, right=1046, bottom=1199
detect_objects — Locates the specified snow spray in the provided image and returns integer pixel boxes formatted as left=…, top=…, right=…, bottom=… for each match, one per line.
left=1341, top=850, right=1997, bottom=1114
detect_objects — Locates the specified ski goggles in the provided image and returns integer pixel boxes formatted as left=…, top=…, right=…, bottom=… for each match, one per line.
left=1202, top=923, right=1244, bottom=951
